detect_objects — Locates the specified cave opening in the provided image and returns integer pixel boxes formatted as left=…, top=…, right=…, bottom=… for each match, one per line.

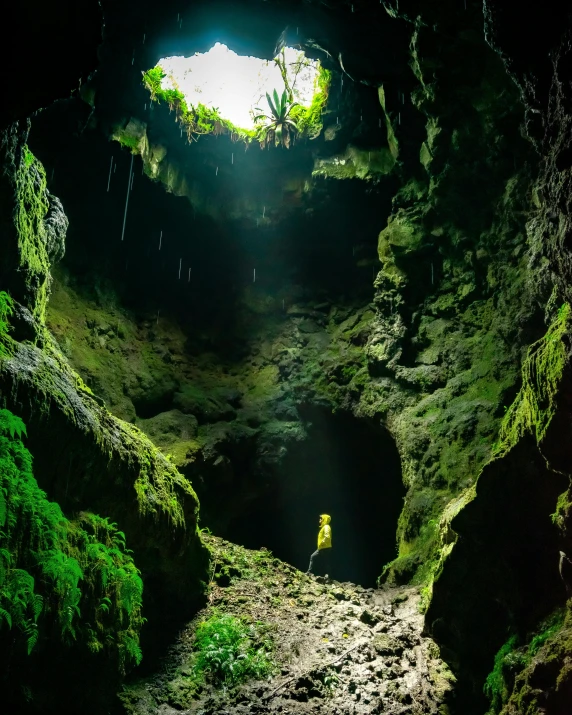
left=224, top=407, right=404, bottom=587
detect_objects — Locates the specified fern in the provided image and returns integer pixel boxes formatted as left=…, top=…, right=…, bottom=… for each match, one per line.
left=0, top=409, right=144, bottom=670
left=191, top=612, right=276, bottom=686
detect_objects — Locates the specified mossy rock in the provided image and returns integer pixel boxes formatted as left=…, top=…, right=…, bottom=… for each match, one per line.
left=173, top=384, right=237, bottom=423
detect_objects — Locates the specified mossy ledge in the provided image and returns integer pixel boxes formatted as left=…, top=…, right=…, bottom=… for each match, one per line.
left=0, top=125, right=208, bottom=712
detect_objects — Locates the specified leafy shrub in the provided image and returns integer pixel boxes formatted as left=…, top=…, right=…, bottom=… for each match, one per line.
left=0, top=408, right=143, bottom=671
left=191, top=612, right=275, bottom=686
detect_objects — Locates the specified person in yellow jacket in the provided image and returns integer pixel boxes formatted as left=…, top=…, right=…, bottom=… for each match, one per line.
left=306, top=514, right=332, bottom=576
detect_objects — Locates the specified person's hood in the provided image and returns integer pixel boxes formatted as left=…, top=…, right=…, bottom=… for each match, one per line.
left=320, top=514, right=331, bottom=525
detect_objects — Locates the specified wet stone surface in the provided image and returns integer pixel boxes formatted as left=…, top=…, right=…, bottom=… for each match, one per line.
left=122, top=537, right=454, bottom=714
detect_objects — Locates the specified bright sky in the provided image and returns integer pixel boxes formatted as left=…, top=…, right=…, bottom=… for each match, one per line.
left=157, top=43, right=320, bottom=131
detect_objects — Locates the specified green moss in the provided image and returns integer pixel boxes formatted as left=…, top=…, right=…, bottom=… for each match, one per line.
left=483, top=635, right=520, bottom=713
left=118, top=134, right=140, bottom=152
left=494, top=302, right=570, bottom=457
left=551, top=490, right=572, bottom=530
left=0, top=409, right=143, bottom=671
left=483, top=610, right=568, bottom=714
left=23, top=147, right=34, bottom=168
left=15, top=147, right=51, bottom=322
left=377, top=85, right=399, bottom=160
left=0, top=291, right=13, bottom=359
left=3, top=325, right=198, bottom=528
left=314, top=145, right=395, bottom=181
left=289, top=66, right=331, bottom=141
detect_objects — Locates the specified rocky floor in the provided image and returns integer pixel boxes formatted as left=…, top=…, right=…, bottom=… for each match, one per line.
left=121, top=536, right=454, bottom=715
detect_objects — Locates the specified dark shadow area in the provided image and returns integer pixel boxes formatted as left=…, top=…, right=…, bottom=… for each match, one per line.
left=29, top=99, right=391, bottom=348
left=226, top=408, right=404, bottom=587
left=427, top=436, right=568, bottom=715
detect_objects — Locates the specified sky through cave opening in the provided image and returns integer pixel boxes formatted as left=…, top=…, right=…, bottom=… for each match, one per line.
left=153, top=42, right=322, bottom=132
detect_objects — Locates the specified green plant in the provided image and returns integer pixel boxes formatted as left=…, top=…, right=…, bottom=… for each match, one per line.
left=254, top=89, right=299, bottom=148
left=484, top=635, right=519, bottom=713
left=323, top=667, right=340, bottom=696
left=289, top=65, right=331, bottom=140
left=23, top=147, right=35, bottom=168
left=142, top=67, right=255, bottom=143
left=528, top=609, right=565, bottom=655
left=191, top=612, right=275, bottom=686
left=0, top=409, right=143, bottom=671
left=494, top=302, right=570, bottom=457
left=483, top=611, right=567, bottom=713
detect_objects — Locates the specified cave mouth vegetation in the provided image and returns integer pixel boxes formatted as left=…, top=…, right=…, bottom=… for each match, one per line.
left=2, top=0, right=572, bottom=713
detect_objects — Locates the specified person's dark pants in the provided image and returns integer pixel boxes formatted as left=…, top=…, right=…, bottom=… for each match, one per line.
left=307, top=547, right=332, bottom=576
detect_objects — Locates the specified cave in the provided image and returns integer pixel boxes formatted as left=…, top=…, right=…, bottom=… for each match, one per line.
left=226, top=408, right=404, bottom=586
left=2, top=0, right=572, bottom=714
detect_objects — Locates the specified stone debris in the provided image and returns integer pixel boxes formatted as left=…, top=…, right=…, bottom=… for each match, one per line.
left=122, top=536, right=455, bottom=714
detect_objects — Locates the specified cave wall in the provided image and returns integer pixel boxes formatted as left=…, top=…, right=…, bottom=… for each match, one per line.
left=2, top=0, right=572, bottom=712
left=0, top=8, right=209, bottom=714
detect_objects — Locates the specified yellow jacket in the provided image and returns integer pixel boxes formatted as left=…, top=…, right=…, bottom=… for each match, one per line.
left=318, top=514, right=332, bottom=550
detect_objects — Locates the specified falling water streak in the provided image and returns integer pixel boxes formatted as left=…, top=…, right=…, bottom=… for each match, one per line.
left=178, top=258, right=182, bottom=280
left=114, top=164, right=117, bottom=173
left=144, top=103, right=147, bottom=111
left=143, top=33, right=146, bottom=44
left=216, top=167, right=218, bottom=176
left=156, top=310, right=160, bottom=325
left=379, top=118, right=382, bottom=128
left=253, top=269, right=256, bottom=283
left=159, top=230, right=162, bottom=250
left=107, top=156, right=114, bottom=192
left=181, top=128, right=183, bottom=137
left=120, top=154, right=134, bottom=241
left=188, top=267, right=191, bottom=282
left=263, top=206, right=266, bottom=218
left=256, top=219, right=259, bottom=227
left=180, top=19, right=183, bottom=28
left=351, top=4, right=354, bottom=11
left=131, top=173, right=134, bottom=191
left=431, top=262, right=434, bottom=285
left=398, top=112, right=401, bottom=125
left=336, top=116, right=339, bottom=125
left=231, top=153, right=234, bottom=164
